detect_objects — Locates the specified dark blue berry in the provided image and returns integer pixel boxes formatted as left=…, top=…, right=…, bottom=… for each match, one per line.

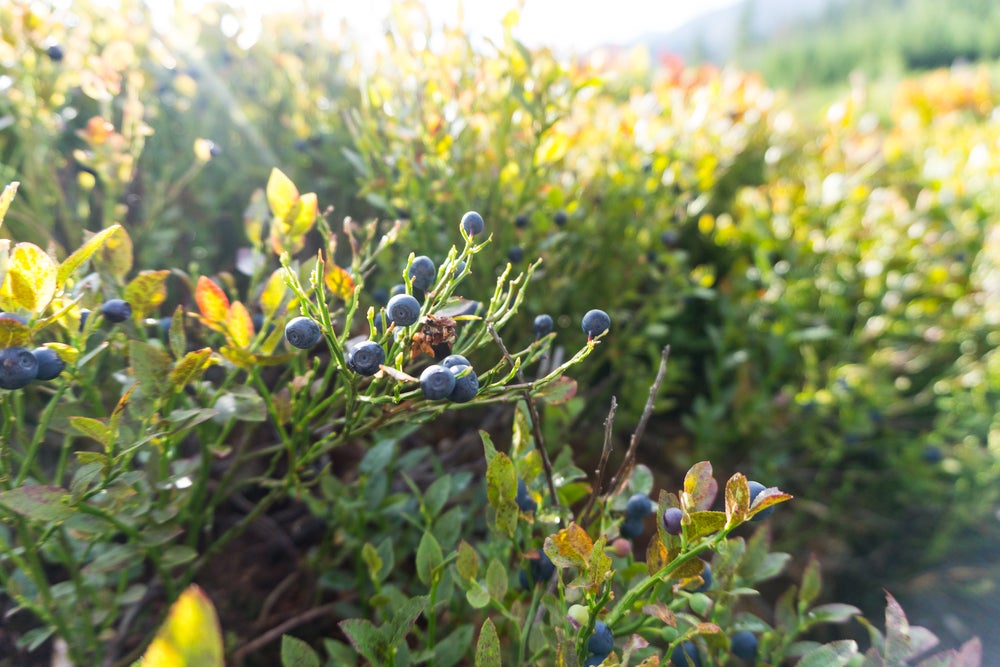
left=625, top=493, right=653, bottom=519
left=79, top=309, right=91, bottom=331
left=554, top=210, right=568, bottom=227
left=662, top=507, right=683, bottom=535
left=348, top=341, right=385, bottom=376
left=408, top=256, right=436, bottom=292
left=671, top=641, right=702, bottom=667
left=515, top=478, right=537, bottom=513
left=533, top=314, right=554, bottom=338
left=508, top=245, right=524, bottom=263
left=661, top=230, right=679, bottom=247
left=441, top=354, right=471, bottom=368
left=620, top=516, right=644, bottom=540
left=390, top=283, right=407, bottom=297
left=387, top=294, right=421, bottom=327
left=46, top=44, right=64, bottom=61
left=527, top=551, right=555, bottom=585
left=515, top=214, right=529, bottom=228
left=731, top=631, right=758, bottom=660
left=448, top=364, right=479, bottom=403
left=461, top=211, right=485, bottom=236
left=0, top=313, right=28, bottom=325
left=32, top=347, right=65, bottom=381
left=693, top=562, right=712, bottom=592
left=100, top=299, right=132, bottom=323
left=284, top=316, right=322, bottom=349
left=371, top=287, right=390, bottom=306
left=922, top=445, right=943, bottom=464
left=748, top=480, right=775, bottom=521
left=581, top=309, right=611, bottom=338
left=0, top=347, right=39, bottom=389
left=420, top=364, right=455, bottom=400
left=584, top=654, right=608, bottom=667
left=588, top=621, right=614, bottom=655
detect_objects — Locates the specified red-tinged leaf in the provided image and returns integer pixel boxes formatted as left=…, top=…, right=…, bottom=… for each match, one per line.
left=749, top=487, right=793, bottom=518
left=58, top=224, right=121, bottom=288
left=725, top=473, right=751, bottom=526
left=225, top=300, right=254, bottom=348
left=194, top=276, right=230, bottom=329
left=683, top=461, right=718, bottom=511
left=266, top=167, right=299, bottom=220
left=124, top=270, right=171, bottom=319
left=324, top=262, right=356, bottom=301
left=169, top=348, right=214, bottom=392
left=0, top=485, right=75, bottom=522
left=0, top=316, right=31, bottom=347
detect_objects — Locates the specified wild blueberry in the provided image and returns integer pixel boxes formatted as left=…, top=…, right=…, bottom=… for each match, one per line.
left=100, top=299, right=132, bottom=323
left=671, top=641, right=702, bottom=667
left=584, top=654, right=608, bottom=667
left=515, top=478, right=537, bottom=514
left=461, top=210, right=485, bottom=236
left=46, top=44, right=65, bottom=61
left=390, top=283, right=407, bottom=297
left=442, top=354, right=471, bottom=369
left=0, top=312, right=28, bottom=325
left=420, top=364, right=455, bottom=400
left=693, top=562, right=712, bottom=592
left=533, top=314, right=554, bottom=338
left=157, top=316, right=173, bottom=339
left=386, top=294, right=421, bottom=327
left=79, top=309, right=91, bottom=331
left=508, top=245, right=524, bottom=263
left=554, top=210, right=568, bottom=227
left=748, top=480, right=775, bottom=521
left=662, top=507, right=683, bottom=535
left=731, top=631, right=758, bottom=660
left=588, top=621, right=614, bottom=655
left=625, top=493, right=653, bottom=519
left=527, top=550, right=555, bottom=585
left=32, top=347, right=65, bottom=381
left=448, top=364, right=479, bottom=403
left=408, top=255, right=436, bottom=292
left=284, top=316, right=322, bottom=349
left=0, top=347, right=39, bottom=389
left=661, top=230, right=679, bottom=247
left=348, top=341, right=385, bottom=376
left=581, top=309, right=611, bottom=338
left=371, top=286, right=390, bottom=306
left=515, top=213, right=529, bottom=228
left=620, top=515, right=644, bottom=540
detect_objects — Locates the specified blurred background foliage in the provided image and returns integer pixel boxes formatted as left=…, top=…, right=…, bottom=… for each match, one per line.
left=2, top=0, right=1000, bottom=660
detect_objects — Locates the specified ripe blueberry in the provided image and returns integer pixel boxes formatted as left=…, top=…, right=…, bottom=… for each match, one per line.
left=584, top=654, right=608, bottom=667
left=662, top=507, right=683, bottom=535
left=441, top=354, right=471, bottom=369
left=619, top=515, right=644, bottom=540
left=386, top=294, right=421, bottom=327
left=748, top=480, right=775, bottom=521
left=448, top=364, right=479, bottom=403
left=461, top=211, right=485, bottom=236
left=516, top=478, right=537, bottom=513
left=408, top=255, right=436, bottom=292
left=533, top=314, right=554, bottom=338
left=284, top=316, right=322, bottom=349
left=419, top=364, right=455, bottom=400
left=508, top=245, right=524, bottom=263
left=554, top=210, right=568, bottom=227
left=581, top=309, right=611, bottom=338
left=671, top=641, right=702, bottom=667
left=371, top=287, right=390, bottom=306
left=100, top=299, right=132, bottom=323
left=46, top=44, right=65, bottom=61
left=348, top=341, right=385, bottom=376
left=515, top=213, right=529, bottom=228
left=588, top=621, right=614, bottom=655
left=625, top=493, right=653, bottom=519
left=32, top=347, right=65, bottom=381
left=0, top=347, right=39, bottom=389
left=527, top=550, right=555, bottom=585
left=692, top=562, right=712, bottom=592
left=731, top=631, right=758, bottom=660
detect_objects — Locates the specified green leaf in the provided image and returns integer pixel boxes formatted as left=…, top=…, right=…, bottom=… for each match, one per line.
left=686, top=511, right=726, bottom=541
left=799, top=553, right=823, bottom=611
left=339, top=618, right=386, bottom=664
left=434, top=625, right=474, bottom=667
left=466, top=582, right=491, bottom=609
left=796, top=640, right=858, bottom=667
left=884, top=592, right=910, bottom=667
left=385, top=596, right=428, bottom=649
left=628, top=464, right=654, bottom=495
left=486, top=451, right=518, bottom=536
left=0, top=485, right=75, bottom=522
left=485, top=558, right=508, bottom=601
left=535, top=376, right=577, bottom=404
left=416, top=531, right=443, bottom=586
left=130, top=341, right=172, bottom=401
left=169, top=348, right=214, bottom=392
left=480, top=430, right=498, bottom=464
left=168, top=305, right=187, bottom=359
left=83, top=544, right=140, bottom=575
left=58, top=224, right=121, bottom=288
left=161, top=545, right=198, bottom=567
left=70, top=416, right=112, bottom=448
left=423, top=475, right=451, bottom=519
left=280, top=635, right=321, bottom=667
left=475, top=618, right=501, bottom=667
left=16, top=626, right=54, bottom=651
left=683, top=461, right=718, bottom=511
left=362, top=543, right=384, bottom=585
left=456, top=540, right=479, bottom=580
left=806, top=603, right=862, bottom=626
left=361, top=439, right=396, bottom=474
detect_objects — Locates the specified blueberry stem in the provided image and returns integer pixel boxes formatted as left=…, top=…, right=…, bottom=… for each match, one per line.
left=578, top=395, right=618, bottom=530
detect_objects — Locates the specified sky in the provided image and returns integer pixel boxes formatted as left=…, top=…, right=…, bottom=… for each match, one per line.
left=175, top=0, right=744, bottom=53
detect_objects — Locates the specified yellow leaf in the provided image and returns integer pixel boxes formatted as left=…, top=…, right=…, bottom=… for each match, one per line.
left=94, top=226, right=133, bottom=283
left=0, top=242, right=58, bottom=314
left=0, top=317, right=31, bottom=347
left=259, top=269, right=288, bottom=318
left=169, top=348, right=214, bottom=392
left=266, top=167, right=299, bottom=221
left=287, top=191, right=318, bottom=237
left=225, top=301, right=253, bottom=348
left=551, top=522, right=593, bottom=567
left=58, top=224, right=122, bottom=288
left=0, top=181, right=19, bottom=227
left=124, top=270, right=171, bottom=319
left=324, top=262, right=356, bottom=301
left=140, top=585, right=223, bottom=667
left=194, top=277, right=230, bottom=330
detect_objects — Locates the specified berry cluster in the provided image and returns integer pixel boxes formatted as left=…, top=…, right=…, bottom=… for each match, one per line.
left=0, top=346, right=65, bottom=389
left=419, top=355, right=480, bottom=403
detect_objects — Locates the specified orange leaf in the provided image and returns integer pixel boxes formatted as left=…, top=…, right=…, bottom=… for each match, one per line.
left=225, top=301, right=254, bottom=348
left=549, top=522, right=593, bottom=568
left=324, top=262, right=356, bottom=301
left=194, top=277, right=230, bottom=329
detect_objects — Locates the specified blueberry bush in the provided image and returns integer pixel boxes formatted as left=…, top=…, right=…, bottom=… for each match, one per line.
left=0, top=0, right=996, bottom=664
